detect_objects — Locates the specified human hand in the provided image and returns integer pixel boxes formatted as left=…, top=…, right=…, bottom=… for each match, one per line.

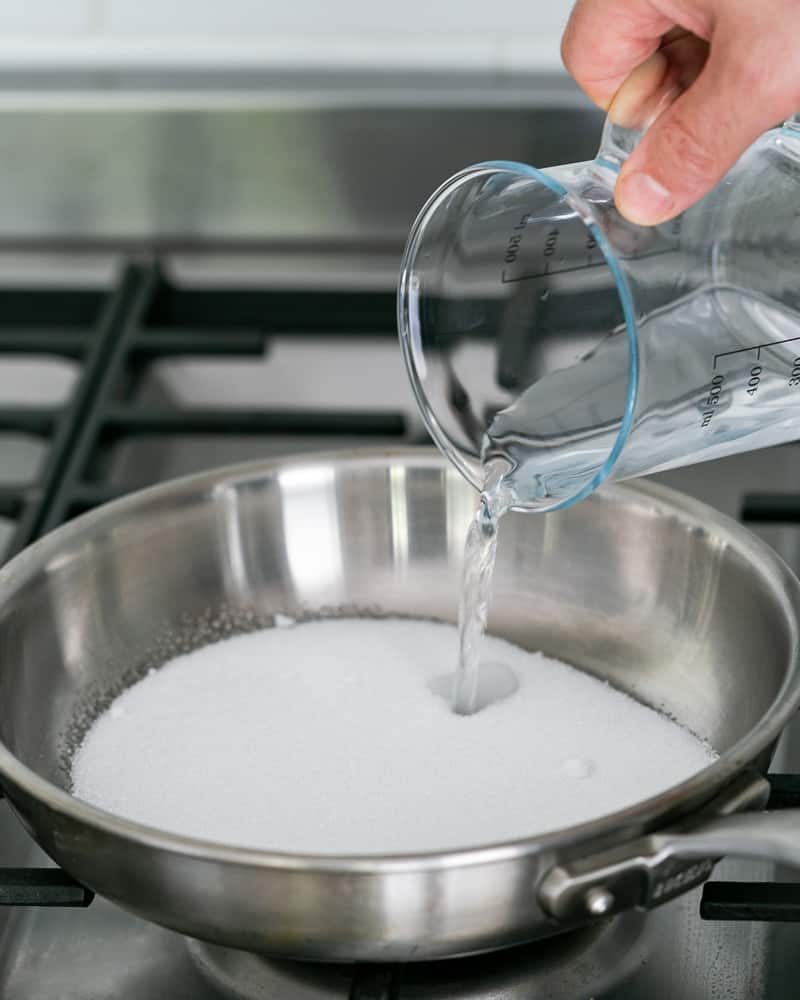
left=561, top=0, right=799, bottom=225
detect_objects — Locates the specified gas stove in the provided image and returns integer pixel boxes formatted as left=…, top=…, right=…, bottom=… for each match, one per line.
left=0, top=260, right=798, bottom=999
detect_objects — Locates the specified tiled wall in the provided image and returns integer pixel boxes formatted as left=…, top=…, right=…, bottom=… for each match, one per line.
left=0, top=0, right=575, bottom=72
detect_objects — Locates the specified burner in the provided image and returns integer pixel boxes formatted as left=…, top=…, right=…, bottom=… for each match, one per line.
left=187, top=912, right=653, bottom=999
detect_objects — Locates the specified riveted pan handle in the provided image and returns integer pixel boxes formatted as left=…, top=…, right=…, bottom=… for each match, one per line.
left=539, top=772, right=785, bottom=923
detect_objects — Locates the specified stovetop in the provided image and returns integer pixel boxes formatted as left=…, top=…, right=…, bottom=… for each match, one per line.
left=1, top=262, right=800, bottom=998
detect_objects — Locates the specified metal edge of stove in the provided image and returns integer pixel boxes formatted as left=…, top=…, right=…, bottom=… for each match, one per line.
left=0, top=68, right=580, bottom=99
left=0, top=74, right=601, bottom=270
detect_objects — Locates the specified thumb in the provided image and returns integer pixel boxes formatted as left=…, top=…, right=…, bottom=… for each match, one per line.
left=615, top=43, right=787, bottom=225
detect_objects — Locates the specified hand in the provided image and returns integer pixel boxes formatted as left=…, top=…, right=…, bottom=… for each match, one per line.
left=561, top=0, right=800, bottom=225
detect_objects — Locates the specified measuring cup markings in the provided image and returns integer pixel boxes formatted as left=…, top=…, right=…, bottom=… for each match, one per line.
left=500, top=199, right=607, bottom=286
left=713, top=333, right=800, bottom=368
left=700, top=374, right=725, bottom=429
left=502, top=213, right=531, bottom=261
left=502, top=228, right=681, bottom=285
left=697, top=288, right=800, bottom=433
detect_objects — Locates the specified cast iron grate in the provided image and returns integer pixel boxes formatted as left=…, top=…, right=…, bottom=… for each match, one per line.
left=742, top=495, right=800, bottom=523
left=0, top=261, right=797, bottom=995
left=0, top=258, right=404, bottom=558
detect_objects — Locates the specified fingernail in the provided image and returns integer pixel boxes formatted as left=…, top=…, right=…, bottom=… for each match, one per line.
left=617, top=171, right=674, bottom=225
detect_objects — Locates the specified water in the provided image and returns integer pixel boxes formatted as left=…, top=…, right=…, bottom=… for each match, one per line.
left=452, top=494, right=500, bottom=715
left=430, top=657, right=519, bottom=713
left=451, top=482, right=517, bottom=716
left=450, top=286, right=800, bottom=713
left=484, top=285, right=800, bottom=510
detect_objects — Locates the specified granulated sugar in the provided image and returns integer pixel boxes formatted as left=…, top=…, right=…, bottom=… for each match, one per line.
left=71, top=618, right=716, bottom=854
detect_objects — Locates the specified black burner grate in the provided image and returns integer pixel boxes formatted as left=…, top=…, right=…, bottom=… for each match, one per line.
left=0, top=259, right=402, bottom=558
left=742, top=494, right=800, bottom=524
left=0, top=868, right=92, bottom=908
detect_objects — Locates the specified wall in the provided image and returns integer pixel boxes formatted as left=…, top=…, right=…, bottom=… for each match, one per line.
left=0, top=0, right=575, bottom=74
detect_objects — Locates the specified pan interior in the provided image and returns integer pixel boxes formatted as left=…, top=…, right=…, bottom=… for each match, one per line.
left=67, top=615, right=716, bottom=854
left=0, top=453, right=796, bottom=828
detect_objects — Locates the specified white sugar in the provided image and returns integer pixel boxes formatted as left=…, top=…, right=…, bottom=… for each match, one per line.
left=71, top=618, right=716, bottom=855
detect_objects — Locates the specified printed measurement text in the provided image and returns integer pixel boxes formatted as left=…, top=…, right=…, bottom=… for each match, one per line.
left=701, top=373, right=724, bottom=428
left=746, top=365, right=762, bottom=396
left=503, top=214, right=531, bottom=264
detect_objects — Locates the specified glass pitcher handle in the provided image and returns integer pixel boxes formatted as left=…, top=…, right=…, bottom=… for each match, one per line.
left=597, top=112, right=800, bottom=186
left=601, top=113, right=800, bottom=159
left=595, top=118, right=644, bottom=174
left=776, top=115, right=800, bottom=158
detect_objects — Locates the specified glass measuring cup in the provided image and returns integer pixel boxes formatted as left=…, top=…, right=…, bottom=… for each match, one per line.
left=398, top=116, right=800, bottom=512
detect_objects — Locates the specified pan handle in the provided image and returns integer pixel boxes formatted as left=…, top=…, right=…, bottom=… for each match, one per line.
left=538, top=773, right=800, bottom=924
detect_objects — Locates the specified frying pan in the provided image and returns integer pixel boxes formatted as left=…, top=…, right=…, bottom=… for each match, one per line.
left=0, top=448, right=799, bottom=961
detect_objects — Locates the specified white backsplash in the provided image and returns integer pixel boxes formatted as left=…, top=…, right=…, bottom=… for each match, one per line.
left=0, top=0, right=575, bottom=73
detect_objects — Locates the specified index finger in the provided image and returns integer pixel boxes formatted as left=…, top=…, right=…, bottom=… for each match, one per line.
left=561, top=0, right=677, bottom=108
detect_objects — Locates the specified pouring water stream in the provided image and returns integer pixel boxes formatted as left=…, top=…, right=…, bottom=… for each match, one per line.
left=452, top=477, right=514, bottom=716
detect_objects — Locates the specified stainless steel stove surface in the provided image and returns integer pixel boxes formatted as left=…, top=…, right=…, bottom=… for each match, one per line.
left=0, top=89, right=799, bottom=997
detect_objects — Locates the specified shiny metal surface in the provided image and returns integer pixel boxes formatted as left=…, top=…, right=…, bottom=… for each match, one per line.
left=0, top=449, right=799, bottom=962
left=186, top=911, right=655, bottom=999
left=0, top=87, right=599, bottom=257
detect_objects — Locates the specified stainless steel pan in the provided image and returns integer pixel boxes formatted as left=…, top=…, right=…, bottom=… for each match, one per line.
left=1, top=448, right=800, bottom=962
